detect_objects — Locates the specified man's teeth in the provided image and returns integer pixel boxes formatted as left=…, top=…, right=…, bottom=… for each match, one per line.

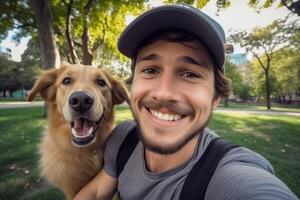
left=150, top=109, right=182, bottom=121
left=72, top=127, right=94, bottom=138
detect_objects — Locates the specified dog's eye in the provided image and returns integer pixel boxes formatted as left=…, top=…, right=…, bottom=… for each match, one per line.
left=62, top=77, right=72, bottom=85
left=97, top=79, right=106, bottom=87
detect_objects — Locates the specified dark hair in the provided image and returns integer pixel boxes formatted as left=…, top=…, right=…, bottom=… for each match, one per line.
left=127, top=28, right=231, bottom=98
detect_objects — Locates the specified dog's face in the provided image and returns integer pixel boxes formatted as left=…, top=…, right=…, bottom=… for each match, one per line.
left=28, top=63, right=129, bottom=147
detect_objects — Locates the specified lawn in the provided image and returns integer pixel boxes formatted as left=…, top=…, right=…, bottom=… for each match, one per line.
left=0, top=106, right=299, bottom=199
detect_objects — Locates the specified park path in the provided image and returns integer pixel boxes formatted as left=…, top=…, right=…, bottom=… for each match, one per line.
left=0, top=101, right=44, bottom=109
left=0, top=101, right=299, bottom=117
left=214, top=109, right=300, bottom=117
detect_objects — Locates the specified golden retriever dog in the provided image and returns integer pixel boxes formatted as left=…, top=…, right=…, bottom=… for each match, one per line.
left=27, top=62, right=129, bottom=200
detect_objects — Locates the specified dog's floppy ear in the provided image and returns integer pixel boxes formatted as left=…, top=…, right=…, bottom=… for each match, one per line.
left=27, top=66, right=66, bottom=102
left=112, top=80, right=130, bottom=105
left=103, top=70, right=130, bottom=105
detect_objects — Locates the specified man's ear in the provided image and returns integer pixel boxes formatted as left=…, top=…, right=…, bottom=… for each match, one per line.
left=27, top=68, right=59, bottom=102
left=103, top=70, right=130, bottom=105
left=212, top=96, right=220, bottom=110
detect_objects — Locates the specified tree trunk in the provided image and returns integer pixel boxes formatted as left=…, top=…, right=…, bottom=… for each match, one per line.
left=82, top=0, right=94, bottom=65
left=288, top=93, right=292, bottom=104
left=29, top=0, right=60, bottom=69
left=65, top=0, right=79, bottom=64
left=264, top=69, right=271, bottom=110
left=281, top=0, right=300, bottom=16
left=223, top=97, right=229, bottom=107
left=29, top=0, right=60, bottom=117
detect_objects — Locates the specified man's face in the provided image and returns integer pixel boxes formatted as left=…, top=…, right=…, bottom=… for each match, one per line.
left=130, top=39, right=219, bottom=154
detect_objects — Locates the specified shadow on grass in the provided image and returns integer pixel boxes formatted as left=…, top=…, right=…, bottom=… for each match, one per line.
left=0, top=107, right=65, bottom=200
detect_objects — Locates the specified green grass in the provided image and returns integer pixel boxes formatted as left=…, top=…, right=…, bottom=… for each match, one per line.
left=0, top=106, right=299, bottom=199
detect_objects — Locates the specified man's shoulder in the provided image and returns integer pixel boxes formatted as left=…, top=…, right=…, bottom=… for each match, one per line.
left=206, top=153, right=298, bottom=199
left=108, top=120, right=136, bottom=143
left=203, top=128, right=274, bottom=173
left=204, top=145, right=298, bottom=199
left=218, top=146, right=274, bottom=173
left=103, top=120, right=137, bottom=178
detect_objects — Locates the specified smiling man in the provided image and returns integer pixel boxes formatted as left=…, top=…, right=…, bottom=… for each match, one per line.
left=74, top=4, right=298, bottom=200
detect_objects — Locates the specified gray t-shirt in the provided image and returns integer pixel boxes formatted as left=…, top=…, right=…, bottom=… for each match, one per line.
left=104, top=120, right=298, bottom=200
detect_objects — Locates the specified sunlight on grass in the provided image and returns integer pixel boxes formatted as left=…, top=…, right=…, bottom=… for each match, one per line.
left=115, top=105, right=133, bottom=123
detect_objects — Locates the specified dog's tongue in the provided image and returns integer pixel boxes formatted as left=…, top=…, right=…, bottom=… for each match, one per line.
left=74, top=118, right=94, bottom=136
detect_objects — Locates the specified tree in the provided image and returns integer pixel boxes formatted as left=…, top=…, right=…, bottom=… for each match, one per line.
left=249, top=56, right=277, bottom=101
left=29, top=0, right=61, bottom=69
left=54, top=0, right=146, bottom=65
left=0, top=0, right=146, bottom=67
left=224, top=60, right=251, bottom=100
left=0, top=0, right=60, bottom=69
left=0, top=39, right=41, bottom=98
left=229, top=18, right=289, bottom=109
left=18, top=39, right=42, bottom=89
left=272, top=47, right=300, bottom=103
left=0, top=55, right=17, bottom=97
left=216, top=0, right=300, bottom=16
left=164, top=0, right=300, bottom=15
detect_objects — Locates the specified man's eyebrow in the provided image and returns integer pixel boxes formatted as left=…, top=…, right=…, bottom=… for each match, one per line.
left=178, top=56, right=210, bottom=69
left=136, top=53, right=160, bottom=62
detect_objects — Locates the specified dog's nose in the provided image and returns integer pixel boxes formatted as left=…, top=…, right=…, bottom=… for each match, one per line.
left=69, top=91, right=94, bottom=112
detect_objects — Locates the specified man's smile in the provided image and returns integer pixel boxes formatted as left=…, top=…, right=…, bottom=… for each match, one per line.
left=149, top=109, right=182, bottom=121
left=142, top=106, right=189, bottom=128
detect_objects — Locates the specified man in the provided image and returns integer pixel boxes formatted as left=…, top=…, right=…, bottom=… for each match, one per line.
left=74, top=4, right=298, bottom=200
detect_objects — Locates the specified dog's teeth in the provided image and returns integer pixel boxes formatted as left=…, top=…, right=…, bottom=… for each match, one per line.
left=72, top=127, right=93, bottom=138
left=88, top=127, right=93, bottom=135
left=72, top=128, right=78, bottom=137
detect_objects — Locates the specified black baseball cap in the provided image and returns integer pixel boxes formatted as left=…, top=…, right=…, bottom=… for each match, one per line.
left=117, top=4, right=226, bottom=71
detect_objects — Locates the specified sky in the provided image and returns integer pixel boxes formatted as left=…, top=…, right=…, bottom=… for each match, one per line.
left=0, top=0, right=293, bottom=62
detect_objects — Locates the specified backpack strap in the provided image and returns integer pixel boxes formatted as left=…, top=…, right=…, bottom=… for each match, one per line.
left=116, top=125, right=139, bottom=177
left=179, top=137, right=239, bottom=200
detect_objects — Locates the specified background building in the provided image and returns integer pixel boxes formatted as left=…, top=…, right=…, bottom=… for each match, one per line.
left=0, top=46, right=12, bottom=60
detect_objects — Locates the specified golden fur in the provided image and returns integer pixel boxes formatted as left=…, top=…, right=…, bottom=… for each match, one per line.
left=27, top=63, right=129, bottom=200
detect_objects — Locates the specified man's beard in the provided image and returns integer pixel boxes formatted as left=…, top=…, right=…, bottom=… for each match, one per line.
left=131, top=98, right=213, bottom=155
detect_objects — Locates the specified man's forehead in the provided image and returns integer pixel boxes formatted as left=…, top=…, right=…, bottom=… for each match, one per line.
left=136, top=39, right=213, bottom=66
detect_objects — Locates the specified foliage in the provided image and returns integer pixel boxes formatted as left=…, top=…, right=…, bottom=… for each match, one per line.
left=229, top=18, right=291, bottom=109
left=215, top=0, right=300, bottom=16
left=249, top=56, right=276, bottom=98
left=0, top=39, right=41, bottom=94
left=244, top=18, right=300, bottom=103
left=0, top=56, right=19, bottom=93
left=224, top=60, right=251, bottom=100
left=0, top=0, right=146, bottom=67
left=249, top=47, right=300, bottom=102
left=163, top=0, right=300, bottom=15
left=0, top=1, right=36, bottom=42
left=253, top=47, right=300, bottom=99
left=18, top=39, right=42, bottom=89
left=50, top=0, right=146, bottom=65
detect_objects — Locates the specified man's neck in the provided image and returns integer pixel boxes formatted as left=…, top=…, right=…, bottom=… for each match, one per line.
left=144, top=136, right=199, bottom=172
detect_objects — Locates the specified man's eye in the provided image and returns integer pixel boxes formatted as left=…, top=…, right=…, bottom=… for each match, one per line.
left=62, top=77, right=72, bottom=85
left=181, top=72, right=200, bottom=78
left=142, top=67, right=158, bottom=74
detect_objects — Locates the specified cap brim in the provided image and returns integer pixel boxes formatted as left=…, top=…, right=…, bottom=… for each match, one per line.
left=117, top=5, right=225, bottom=70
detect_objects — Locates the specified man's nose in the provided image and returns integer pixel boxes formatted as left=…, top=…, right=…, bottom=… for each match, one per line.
left=151, top=73, right=180, bottom=102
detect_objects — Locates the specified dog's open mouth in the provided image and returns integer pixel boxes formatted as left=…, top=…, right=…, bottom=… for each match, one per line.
left=71, top=116, right=103, bottom=146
